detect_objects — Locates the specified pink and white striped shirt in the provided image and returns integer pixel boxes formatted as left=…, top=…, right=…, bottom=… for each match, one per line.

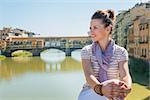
left=81, top=44, right=128, bottom=87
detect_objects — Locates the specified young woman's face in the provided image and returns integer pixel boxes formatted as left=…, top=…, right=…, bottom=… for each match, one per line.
left=89, top=19, right=109, bottom=42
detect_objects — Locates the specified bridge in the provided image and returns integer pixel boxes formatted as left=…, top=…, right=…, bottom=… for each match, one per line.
left=2, top=36, right=92, bottom=56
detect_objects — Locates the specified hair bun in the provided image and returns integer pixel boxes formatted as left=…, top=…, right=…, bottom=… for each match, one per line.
left=107, top=10, right=115, bottom=21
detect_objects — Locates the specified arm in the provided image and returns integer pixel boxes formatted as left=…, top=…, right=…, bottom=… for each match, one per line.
left=119, top=61, right=132, bottom=88
left=80, top=47, right=100, bottom=89
left=82, top=59, right=113, bottom=98
left=82, top=59, right=100, bottom=89
left=118, top=60, right=132, bottom=97
left=118, top=48, right=132, bottom=87
left=109, top=61, right=132, bottom=98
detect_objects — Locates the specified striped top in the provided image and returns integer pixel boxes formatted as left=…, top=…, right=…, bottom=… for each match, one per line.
left=81, top=44, right=128, bottom=87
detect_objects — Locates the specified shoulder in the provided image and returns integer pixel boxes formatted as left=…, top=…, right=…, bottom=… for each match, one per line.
left=115, top=44, right=128, bottom=55
left=81, top=44, right=92, bottom=59
left=81, top=44, right=92, bottom=53
left=115, top=44, right=128, bottom=61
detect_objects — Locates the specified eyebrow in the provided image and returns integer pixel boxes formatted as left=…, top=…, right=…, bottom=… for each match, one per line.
left=91, top=25, right=102, bottom=27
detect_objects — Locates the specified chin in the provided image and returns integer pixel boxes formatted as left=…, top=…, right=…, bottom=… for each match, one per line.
left=91, top=37, right=97, bottom=42
left=91, top=38, right=96, bottom=42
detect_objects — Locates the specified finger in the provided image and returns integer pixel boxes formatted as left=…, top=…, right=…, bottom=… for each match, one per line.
left=119, top=81, right=124, bottom=86
left=111, top=82, right=115, bottom=85
left=110, top=83, right=114, bottom=88
left=121, top=85, right=131, bottom=92
left=111, top=91, right=119, bottom=97
left=119, top=92, right=124, bottom=97
left=120, top=85, right=127, bottom=90
left=123, top=93, right=128, bottom=97
left=111, top=82, right=115, bottom=87
left=108, top=97, right=113, bottom=100
left=119, top=87, right=126, bottom=94
left=125, top=88, right=131, bottom=94
left=105, top=93, right=112, bottom=99
left=107, top=94, right=113, bottom=99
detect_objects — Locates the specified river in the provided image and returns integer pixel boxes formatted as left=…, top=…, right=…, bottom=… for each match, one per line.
left=0, top=49, right=149, bottom=100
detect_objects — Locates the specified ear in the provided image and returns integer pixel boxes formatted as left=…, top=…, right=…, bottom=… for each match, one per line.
left=106, top=25, right=112, bottom=32
left=106, top=26, right=110, bottom=32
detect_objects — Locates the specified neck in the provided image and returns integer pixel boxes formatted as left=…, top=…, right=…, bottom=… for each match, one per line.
left=98, top=37, right=111, bottom=52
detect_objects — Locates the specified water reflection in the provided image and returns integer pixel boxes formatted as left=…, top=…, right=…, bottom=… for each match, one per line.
left=0, top=49, right=82, bottom=80
left=40, top=49, right=66, bottom=72
left=0, top=49, right=83, bottom=100
left=45, top=63, right=61, bottom=72
left=71, top=49, right=81, bottom=62
left=0, top=57, right=45, bottom=80
left=0, top=49, right=150, bottom=100
left=40, top=49, right=66, bottom=64
left=12, top=57, right=32, bottom=62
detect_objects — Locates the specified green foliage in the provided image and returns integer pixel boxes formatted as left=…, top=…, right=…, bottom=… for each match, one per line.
left=0, top=55, right=6, bottom=60
left=11, top=50, right=33, bottom=57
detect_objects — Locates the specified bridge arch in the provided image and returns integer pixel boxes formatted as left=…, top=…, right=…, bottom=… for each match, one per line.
left=41, top=47, right=82, bottom=56
left=3, top=47, right=82, bottom=57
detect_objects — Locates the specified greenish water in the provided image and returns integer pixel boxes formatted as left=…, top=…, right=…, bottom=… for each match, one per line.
left=0, top=49, right=149, bottom=100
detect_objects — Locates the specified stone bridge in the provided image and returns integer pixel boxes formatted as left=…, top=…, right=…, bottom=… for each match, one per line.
left=2, top=36, right=92, bottom=56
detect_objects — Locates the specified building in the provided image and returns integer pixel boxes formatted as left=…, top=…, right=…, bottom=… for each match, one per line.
left=0, top=27, right=36, bottom=41
left=0, top=27, right=11, bottom=40
left=128, top=16, right=150, bottom=61
left=6, top=37, right=45, bottom=50
left=0, top=40, right=7, bottom=51
left=113, top=2, right=150, bottom=50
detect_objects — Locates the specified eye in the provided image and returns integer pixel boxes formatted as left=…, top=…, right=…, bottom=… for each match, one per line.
left=93, top=26, right=98, bottom=29
left=89, top=27, right=92, bottom=30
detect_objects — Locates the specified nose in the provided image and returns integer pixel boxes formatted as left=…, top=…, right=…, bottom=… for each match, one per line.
left=88, top=29, right=95, bottom=36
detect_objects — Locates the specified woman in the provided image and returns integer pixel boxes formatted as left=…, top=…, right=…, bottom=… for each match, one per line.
left=78, top=10, right=132, bottom=100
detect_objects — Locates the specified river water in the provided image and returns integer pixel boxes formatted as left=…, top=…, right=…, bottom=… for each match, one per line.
left=0, top=49, right=149, bottom=100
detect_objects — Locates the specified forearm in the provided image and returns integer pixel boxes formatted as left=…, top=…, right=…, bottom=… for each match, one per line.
left=121, top=74, right=132, bottom=88
left=82, top=59, right=101, bottom=89
left=85, top=73, right=101, bottom=89
left=85, top=73, right=105, bottom=96
left=119, top=61, right=132, bottom=88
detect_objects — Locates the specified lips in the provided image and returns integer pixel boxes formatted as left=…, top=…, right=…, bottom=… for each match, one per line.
left=91, top=34, right=96, bottom=38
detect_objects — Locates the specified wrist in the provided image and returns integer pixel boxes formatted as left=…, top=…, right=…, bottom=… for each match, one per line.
left=94, top=84, right=103, bottom=96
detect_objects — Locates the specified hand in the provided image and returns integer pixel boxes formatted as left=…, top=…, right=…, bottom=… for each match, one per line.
left=101, top=79, right=121, bottom=99
left=101, top=79, right=131, bottom=99
left=111, top=81, right=131, bottom=98
left=118, top=81, right=131, bottom=97
left=101, top=80, right=113, bottom=99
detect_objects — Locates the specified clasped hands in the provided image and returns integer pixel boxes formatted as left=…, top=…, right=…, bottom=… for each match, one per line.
left=101, top=79, right=131, bottom=99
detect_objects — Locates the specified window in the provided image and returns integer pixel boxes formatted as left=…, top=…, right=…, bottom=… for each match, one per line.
left=138, top=48, right=140, bottom=54
left=142, top=36, right=144, bottom=43
left=141, top=49, right=143, bottom=56
left=146, top=49, right=147, bottom=55
left=134, top=48, right=136, bottom=55
left=140, top=25, right=142, bottom=30
left=146, top=24, right=148, bottom=29
left=145, top=36, right=148, bottom=43
left=144, top=48, right=147, bottom=58
left=139, top=36, right=141, bottom=43
left=143, top=25, right=145, bottom=30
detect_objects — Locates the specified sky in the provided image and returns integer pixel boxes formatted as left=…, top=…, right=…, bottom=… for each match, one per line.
left=0, top=0, right=149, bottom=36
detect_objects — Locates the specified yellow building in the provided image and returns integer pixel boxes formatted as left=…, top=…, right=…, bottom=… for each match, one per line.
left=128, top=24, right=134, bottom=57
left=6, top=37, right=45, bottom=49
left=128, top=16, right=150, bottom=61
left=0, top=40, right=7, bottom=51
left=113, top=2, right=150, bottom=50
